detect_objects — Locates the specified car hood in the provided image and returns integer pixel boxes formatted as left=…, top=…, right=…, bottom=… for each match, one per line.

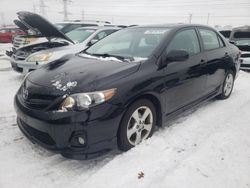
left=236, top=45, right=250, bottom=52
left=27, top=55, right=141, bottom=94
left=13, top=19, right=29, bottom=33
left=17, top=11, right=74, bottom=43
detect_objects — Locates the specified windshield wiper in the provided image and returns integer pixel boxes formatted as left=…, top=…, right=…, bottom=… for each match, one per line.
left=90, top=53, right=134, bottom=62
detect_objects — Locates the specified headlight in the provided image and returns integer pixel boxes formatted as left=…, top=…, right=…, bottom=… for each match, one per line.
left=25, top=38, right=38, bottom=44
left=26, top=53, right=52, bottom=62
left=59, top=88, right=116, bottom=112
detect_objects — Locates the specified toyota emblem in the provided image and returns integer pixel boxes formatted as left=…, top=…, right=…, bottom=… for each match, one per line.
left=22, top=88, right=29, bottom=100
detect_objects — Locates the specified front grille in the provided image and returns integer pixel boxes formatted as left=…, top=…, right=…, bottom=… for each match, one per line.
left=241, top=64, right=250, bottom=68
left=241, top=53, right=250, bottom=58
left=20, top=85, right=60, bottom=111
left=23, top=94, right=58, bottom=110
left=13, top=36, right=27, bottom=48
left=19, top=119, right=55, bottom=146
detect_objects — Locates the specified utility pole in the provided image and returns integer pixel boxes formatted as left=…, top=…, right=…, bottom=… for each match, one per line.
left=206, top=13, right=210, bottom=25
left=0, top=13, right=5, bottom=27
left=61, top=0, right=71, bottom=21
left=188, top=13, right=193, bottom=24
left=33, top=3, right=36, bottom=13
left=39, top=0, right=47, bottom=16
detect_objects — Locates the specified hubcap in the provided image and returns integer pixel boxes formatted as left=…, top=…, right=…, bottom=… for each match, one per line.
left=127, top=106, right=153, bottom=146
left=224, top=73, right=234, bottom=96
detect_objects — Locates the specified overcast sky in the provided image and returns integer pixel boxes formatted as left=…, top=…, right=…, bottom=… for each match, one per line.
left=0, top=0, right=250, bottom=27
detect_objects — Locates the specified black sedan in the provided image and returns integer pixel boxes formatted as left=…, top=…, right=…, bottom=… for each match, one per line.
left=14, top=24, right=241, bottom=159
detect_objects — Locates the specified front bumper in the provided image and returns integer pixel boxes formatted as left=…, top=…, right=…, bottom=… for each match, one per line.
left=14, top=94, right=124, bottom=159
left=10, top=58, right=47, bottom=74
left=240, top=58, right=250, bottom=70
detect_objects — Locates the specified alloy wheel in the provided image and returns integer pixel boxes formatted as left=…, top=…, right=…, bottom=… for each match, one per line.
left=224, top=73, right=234, bottom=97
left=126, top=106, right=153, bottom=146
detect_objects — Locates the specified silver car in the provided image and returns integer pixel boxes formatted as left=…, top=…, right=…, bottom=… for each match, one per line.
left=10, top=12, right=119, bottom=74
left=229, top=26, right=250, bottom=70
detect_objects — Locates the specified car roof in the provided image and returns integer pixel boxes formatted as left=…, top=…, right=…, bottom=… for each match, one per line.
left=132, top=23, right=215, bottom=30
left=232, top=25, right=250, bottom=32
left=0, top=26, right=20, bottom=29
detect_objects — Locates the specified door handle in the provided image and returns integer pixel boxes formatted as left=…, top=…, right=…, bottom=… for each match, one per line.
left=225, top=52, right=228, bottom=56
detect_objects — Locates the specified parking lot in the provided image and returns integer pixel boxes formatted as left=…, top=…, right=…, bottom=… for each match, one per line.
left=0, top=58, right=250, bottom=188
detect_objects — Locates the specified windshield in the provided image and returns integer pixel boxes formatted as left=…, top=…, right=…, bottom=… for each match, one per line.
left=85, top=27, right=169, bottom=59
left=66, top=28, right=96, bottom=43
left=220, top=30, right=231, bottom=38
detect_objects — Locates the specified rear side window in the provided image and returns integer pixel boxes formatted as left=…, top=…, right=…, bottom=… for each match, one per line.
left=167, top=29, right=200, bottom=55
left=199, top=28, right=220, bottom=50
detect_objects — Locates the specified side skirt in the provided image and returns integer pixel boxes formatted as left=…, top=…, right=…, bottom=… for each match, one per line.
left=162, top=86, right=221, bottom=126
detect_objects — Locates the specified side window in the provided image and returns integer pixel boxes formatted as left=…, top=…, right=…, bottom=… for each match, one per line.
left=167, top=29, right=200, bottom=55
left=199, top=28, right=220, bottom=50
left=218, top=35, right=225, bottom=47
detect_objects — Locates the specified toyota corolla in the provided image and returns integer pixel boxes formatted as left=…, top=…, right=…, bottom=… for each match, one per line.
left=14, top=24, right=241, bottom=159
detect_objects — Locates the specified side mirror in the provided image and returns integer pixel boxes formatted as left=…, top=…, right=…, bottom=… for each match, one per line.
left=90, top=39, right=99, bottom=45
left=87, top=39, right=99, bottom=47
left=166, top=50, right=189, bottom=62
left=229, top=40, right=235, bottom=45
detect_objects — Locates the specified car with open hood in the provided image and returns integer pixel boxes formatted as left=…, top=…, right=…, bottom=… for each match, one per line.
left=15, top=24, right=241, bottom=159
left=9, top=12, right=119, bottom=74
left=12, top=18, right=113, bottom=49
left=229, top=26, right=250, bottom=70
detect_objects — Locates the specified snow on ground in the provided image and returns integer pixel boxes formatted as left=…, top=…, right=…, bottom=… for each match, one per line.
left=0, top=43, right=11, bottom=57
left=0, top=59, right=250, bottom=188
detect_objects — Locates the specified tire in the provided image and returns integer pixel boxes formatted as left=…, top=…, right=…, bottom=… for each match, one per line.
left=217, top=70, right=235, bottom=99
left=118, top=99, right=156, bottom=151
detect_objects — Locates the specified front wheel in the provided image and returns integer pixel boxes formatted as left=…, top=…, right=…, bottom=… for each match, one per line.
left=217, top=70, right=235, bottom=99
left=118, top=99, right=156, bottom=151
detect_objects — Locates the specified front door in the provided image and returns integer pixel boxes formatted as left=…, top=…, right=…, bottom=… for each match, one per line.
left=162, top=28, right=207, bottom=115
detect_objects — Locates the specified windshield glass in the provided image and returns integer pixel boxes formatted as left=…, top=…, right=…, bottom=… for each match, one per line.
left=234, top=31, right=250, bottom=39
left=219, top=30, right=231, bottom=38
left=85, top=27, right=169, bottom=59
left=66, top=28, right=96, bottom=43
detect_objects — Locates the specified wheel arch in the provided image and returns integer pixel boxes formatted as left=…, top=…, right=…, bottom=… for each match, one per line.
left=123, top=93, right=163, bottom=128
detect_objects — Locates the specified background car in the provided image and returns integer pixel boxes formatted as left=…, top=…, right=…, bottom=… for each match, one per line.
left=11, top=25, right=119, bottom=74
left=0, top=26, right=25, bottom=43
left=12, top=19, right=112, bottom=49
left=229, top=26, right=250, bottom=70
left=219, top=29, right=231, bottom=41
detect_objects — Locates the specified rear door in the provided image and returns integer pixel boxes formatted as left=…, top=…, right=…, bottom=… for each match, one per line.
left=163, top=28, right=207, bottom=114
left=197, top=27, right=228, bottom=94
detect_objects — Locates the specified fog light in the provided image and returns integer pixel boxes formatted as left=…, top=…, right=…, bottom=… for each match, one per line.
left=78, top=137, right=85, bottom=145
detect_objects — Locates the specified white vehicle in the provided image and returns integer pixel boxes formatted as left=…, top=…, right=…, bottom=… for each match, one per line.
left=10, top=12, right=119, bottom=74
left=230, top=26, right=250, bottom=70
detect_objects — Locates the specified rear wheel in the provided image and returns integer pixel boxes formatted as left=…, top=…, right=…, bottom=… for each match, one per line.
left=118, top=99, right=156, bottom=151
left=218, top=70, right=235, bottom=99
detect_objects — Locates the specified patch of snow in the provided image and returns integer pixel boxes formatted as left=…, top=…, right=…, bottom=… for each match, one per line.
left=0, top=58, right=250, bottom=188
left=52, top=80, right=77, bottom=91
